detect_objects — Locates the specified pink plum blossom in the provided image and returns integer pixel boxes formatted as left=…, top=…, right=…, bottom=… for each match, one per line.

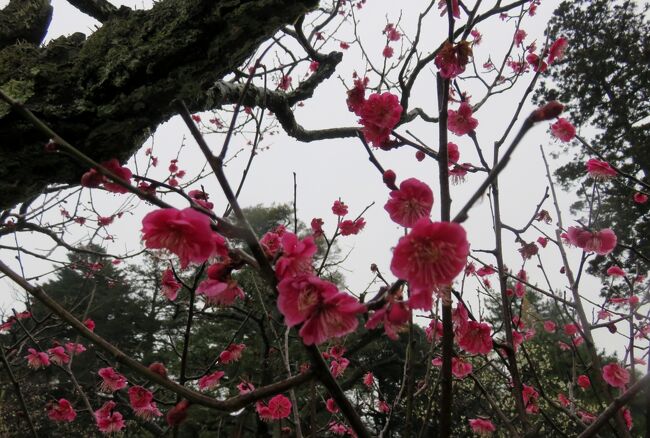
left=547, top=36, right=569, bottom=64
left=48, top=346, right=70, bottom=365
left=602, top=363, right=629, bottom=388
left=275, top=232, right=317, bottom=279
left=141, top=208, right=228, bottom=268
left=219, top=343, right=246, bottom=364
left=384, top=178, right=434, bottom=228
left=586, top=159, right=617, bottom=179
left=128, top=386, right=162, bottom=420
left=98, top=367, right=127, bottom=393
left=94, top=401, right=125, bottom=434
left=457, top=321, right=492, bottom=355
left=277, top=274, right=364, bottom=345
left=198, top=370, right=225, bottom=391
left=48, top=399, right=77, bottom=422
left=550, top=118, right=576, bottom=142
left=577, top=374, right=591, bottom=389
left=25, top=348, right=50, bottom=369
left=448, top=102, right=478, bottom=136
left=161, top=268, right=181, bottom=301
left=469, top=418, right=496, bottom=436
left=566, top=227, right=617, bottom=255
left=390, top=219, right=469, bottom=310
left=196, top=279, right=244, bottom=306
left=358, top=92, right=403, bottom=147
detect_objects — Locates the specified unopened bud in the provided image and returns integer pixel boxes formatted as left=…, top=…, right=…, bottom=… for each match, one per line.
left=166, top=400, right=190, bottom=427
left=382, top=169, right=397, bottom=189
left=148, top=362, right=168, bottom=378
left=530, top=101, right=564, bottom=122
left=44, top=139, right=58, bottom=152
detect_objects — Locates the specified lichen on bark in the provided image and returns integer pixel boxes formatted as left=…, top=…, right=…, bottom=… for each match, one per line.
left=0, top=0, right=317, bottom=210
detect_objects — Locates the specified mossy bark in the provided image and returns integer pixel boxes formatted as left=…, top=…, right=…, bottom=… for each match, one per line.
left=0, top=0, right=317, bottom=209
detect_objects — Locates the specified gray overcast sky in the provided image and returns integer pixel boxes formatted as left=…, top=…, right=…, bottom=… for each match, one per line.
left=0, top=0, right=637, bottom=360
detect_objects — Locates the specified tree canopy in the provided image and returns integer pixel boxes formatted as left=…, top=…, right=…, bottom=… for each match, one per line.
left=536, top=0, right=650, bottom=273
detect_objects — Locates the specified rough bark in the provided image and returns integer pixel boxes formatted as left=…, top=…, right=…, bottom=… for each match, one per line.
left=0, top=0, right=52, bottom=46
left=0, top=0, right=317, bottom=209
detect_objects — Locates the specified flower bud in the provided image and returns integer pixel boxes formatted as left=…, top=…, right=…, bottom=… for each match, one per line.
left=166, top=400, right=190, bottom=427
left=382, top=169, right=397, bottom=188
left=530, top=101, right=564, bottom=122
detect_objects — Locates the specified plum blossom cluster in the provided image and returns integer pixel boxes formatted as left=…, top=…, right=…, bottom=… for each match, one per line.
left=381, top=23, right=401, bottom=58
left=324, top=345, right=351, bottom=378
left=263, top=201, right=370, bottom=345
left=435, top=40, right=472, bottom=79
left=94, top=401, right=125, bottom=434
left=9, top=3, right=648, bottom=437
left=277, top=273, right=364, bottom=345
left=431, top=356, right=473, bottom=379
left=0, top=310, right=31, bottom=332
left=346, top=77, right=403, bottom=147
left=453, top=304, right=493, bottom=356
left=47, top=399, right=77, bottom=422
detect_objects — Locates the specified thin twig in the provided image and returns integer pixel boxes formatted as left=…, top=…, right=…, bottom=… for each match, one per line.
left=0, top=346, right=38, bottom=437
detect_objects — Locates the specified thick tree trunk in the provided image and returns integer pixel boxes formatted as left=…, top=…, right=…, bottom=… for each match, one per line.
left=0, top=0, right=317, bottom=209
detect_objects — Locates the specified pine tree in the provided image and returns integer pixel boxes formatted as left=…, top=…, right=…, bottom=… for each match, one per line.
left=536, top=0, right=650, bottom=273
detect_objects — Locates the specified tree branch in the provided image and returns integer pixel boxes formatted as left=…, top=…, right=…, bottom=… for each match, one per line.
left=0, top=0, right=52, bottom=47
left=0, top=0, right=318, bottom=209
left=176, top=100, right=371, bottom=438
left=65, top=0, right=118, bottom=23
left=0, top=259, right=315, bottom=412
left=578, top=374, right=650, bottom=438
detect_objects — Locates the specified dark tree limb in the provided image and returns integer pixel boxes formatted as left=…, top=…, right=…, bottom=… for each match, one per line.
left=208, top=79, right=360, bottom=141
left=0, top=0, right=52, bottom=47
left=0, top=0, right=318, bottom=210
left=65, top=0, right=118, bottom=23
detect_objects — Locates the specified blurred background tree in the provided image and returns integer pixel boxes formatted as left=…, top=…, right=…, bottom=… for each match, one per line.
left=536, top=0, right=650, bottom=275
